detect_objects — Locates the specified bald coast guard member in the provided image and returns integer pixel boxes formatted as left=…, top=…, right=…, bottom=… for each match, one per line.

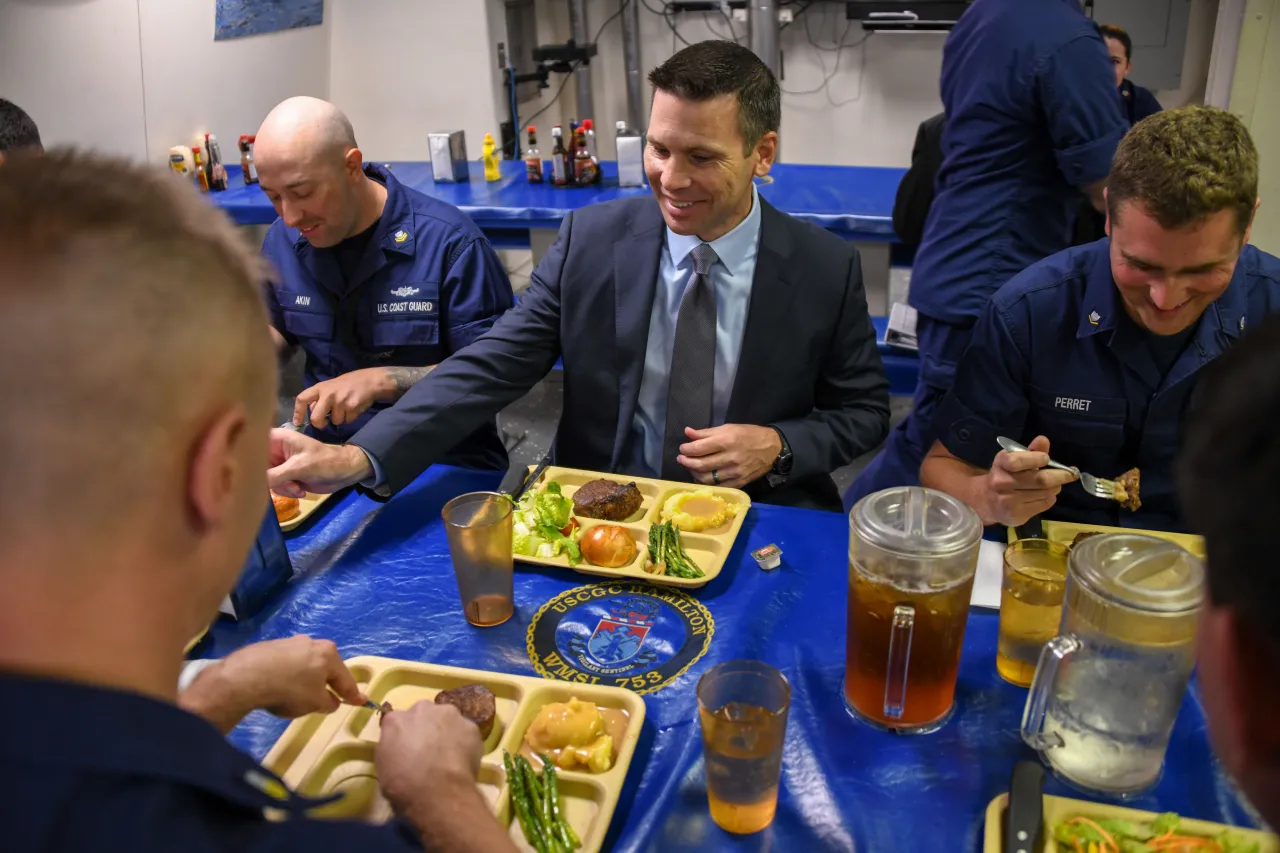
left=921, top=107, right=1280, bottom=533
left=256, top=97, right=511, bottom=471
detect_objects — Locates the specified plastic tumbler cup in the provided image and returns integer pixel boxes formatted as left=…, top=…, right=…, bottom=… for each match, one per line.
left=442, top=492, right=514, bottom=627
left=697, top=660, right=791, bottom=835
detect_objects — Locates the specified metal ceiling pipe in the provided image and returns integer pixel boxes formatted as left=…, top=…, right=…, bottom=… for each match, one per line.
left=621, top=0, right=645, bottom=131
left=748, top=0, right=780, bottom=76
left=568, top=0, right=595, bottom=121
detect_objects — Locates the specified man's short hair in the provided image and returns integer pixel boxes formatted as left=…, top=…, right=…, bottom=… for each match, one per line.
left=0, top=98, right=42, bottom=152
left=1097, top=24, right=1133, bottom=61
left=0, top=150, right=271, bottom=536
left=647, top=40, right=780, bottom=153
left=1179, top=313, right=1280, bottom=651
left=1107, top=105, right=1258, bottom=234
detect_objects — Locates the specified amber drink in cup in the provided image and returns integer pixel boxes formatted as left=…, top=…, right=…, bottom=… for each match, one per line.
left=698, top=660, right=791, bottom=835
left=997, top=538, right=1069, bottom=686
left=442, top=492, right=514, bottom=627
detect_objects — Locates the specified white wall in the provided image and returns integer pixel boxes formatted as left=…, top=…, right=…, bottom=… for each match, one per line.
left=328, top=0, right=507, bottom=162
left=0, top=0, right=149, bottom=159
left=522, top=0, right=944, bottom=166
left=0, top=0, right=329, bottom=162
left=138, top=0, right=330, bottom=161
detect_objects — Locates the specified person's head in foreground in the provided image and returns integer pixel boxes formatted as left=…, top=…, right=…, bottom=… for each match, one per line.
left=1105, top=105, right=1259, bottom=336
left=1179, top=312, right=1280, bottom=826
left=1098, top=24, right=1134, bottom=89
left=254, top=95, right=380, bottom=248
left=0, top=98, right=42, bottom=161
left=0, top=150, right=275, bottom=678
left=646, top=40, right=779, bottom=243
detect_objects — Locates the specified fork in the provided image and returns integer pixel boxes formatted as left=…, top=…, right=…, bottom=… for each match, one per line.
left=995, top=436, right=1117, bottom=500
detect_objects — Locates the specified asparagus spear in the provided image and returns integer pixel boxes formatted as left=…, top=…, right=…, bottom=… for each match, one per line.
left=504, top=751, right=547, bottom=853
left=540, top=754, right=581, bottom=850
left=516, top=755, right=563, bottom=853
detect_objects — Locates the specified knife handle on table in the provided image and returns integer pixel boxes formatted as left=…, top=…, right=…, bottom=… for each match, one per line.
left=1005, top=761, right=1045, bottom=853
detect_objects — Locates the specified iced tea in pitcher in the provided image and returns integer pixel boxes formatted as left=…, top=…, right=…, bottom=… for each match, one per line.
left=844, top=488, right=981, bottom=733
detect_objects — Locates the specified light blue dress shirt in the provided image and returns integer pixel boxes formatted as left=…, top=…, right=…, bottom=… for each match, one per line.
left=628, top=186, right=762, bottom=477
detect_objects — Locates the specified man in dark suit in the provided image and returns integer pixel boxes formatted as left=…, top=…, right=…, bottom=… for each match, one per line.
left=267, top=40, right=890, bottom=512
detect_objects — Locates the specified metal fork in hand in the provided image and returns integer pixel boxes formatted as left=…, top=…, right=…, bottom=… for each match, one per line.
left=996, top=436, right=1117, bottom=500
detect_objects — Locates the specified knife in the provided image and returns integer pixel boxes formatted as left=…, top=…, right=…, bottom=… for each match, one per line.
left=1004, top=761, right=1045, bottom=853
left=498, top=454, right=552, bottom=502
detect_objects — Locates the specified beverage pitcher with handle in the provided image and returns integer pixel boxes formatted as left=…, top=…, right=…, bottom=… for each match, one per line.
left=1021, top=533, right=1204, bottom=796
left=845, top=487, right=982, bottom=734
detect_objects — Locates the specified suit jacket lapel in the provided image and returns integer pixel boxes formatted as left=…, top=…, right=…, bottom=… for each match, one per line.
left=610, top=203, right=666, bottom=469
left=726, top=199, right=796, bottom=423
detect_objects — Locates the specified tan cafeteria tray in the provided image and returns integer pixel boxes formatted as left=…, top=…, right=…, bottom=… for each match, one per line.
left=514, top=466, right=751, bottom=589
left=278, top=491, right=336, bottom=533
left=982, top=792, right=1279, bottom=852
left=263, top=656, right=646, bottom=853
left=1009, top=519, right=1205, bottom=559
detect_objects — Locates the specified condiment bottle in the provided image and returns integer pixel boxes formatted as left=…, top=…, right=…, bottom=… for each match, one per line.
left=582, top=119, right=600, bottom=183
left=550, top=125, right=568, bottom=187
left=482, top=133, right=501, bottom=182
left=239, top=135, right=259, bottom=185
left=206, top=133, right=228, bottom=191
left=168, top=146, right=189, bottom=176
left=573, top=128, right=597, bottom=186
left=191, top=146, right=210, bottom=193
left=524, top=125, right=543, bottom=184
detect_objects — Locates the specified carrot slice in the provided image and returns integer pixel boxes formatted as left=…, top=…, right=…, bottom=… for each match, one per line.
left=1066, top=817, right=1118, bottom=852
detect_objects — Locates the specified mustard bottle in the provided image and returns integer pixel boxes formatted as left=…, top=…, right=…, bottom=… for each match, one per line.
left=482, top=133, right=501, bottom=182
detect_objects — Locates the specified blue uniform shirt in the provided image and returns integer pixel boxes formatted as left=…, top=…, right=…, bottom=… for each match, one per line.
left=935, top=241, right=1280, bottom=531
left=910, top=0, right=1129, bottom=326
left=0, top=673, right=423, bottom=852
left=628, top=185, right=762, bottom=477
left=263, top=163, right=512, bottom=471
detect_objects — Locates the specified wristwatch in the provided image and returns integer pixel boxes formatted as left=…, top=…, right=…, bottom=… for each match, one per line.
left=767, top=426, right=793, bottom=487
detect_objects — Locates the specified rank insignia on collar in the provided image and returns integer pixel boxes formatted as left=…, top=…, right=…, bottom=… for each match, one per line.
left=394, top=229, right=409, bottom=244
left=1088, top=310, right=1101, bottom=325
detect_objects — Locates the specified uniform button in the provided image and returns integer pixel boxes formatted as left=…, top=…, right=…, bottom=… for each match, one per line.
left=958, top=428, right=972, bottom=441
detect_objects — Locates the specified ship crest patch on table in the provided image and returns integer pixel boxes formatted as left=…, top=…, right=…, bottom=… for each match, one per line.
left=527, top=582, right=714, bottom=694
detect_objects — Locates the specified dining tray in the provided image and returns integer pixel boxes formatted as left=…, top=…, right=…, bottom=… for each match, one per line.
left=262, top=656, right=646, bottom=853
left=513, top=466, right=751, bottom=589
left=1009, top=520, right=1205, bottom=559
left=278, top=491, right=336, bottom=533
left=982, top=792, right=1279, bottom=851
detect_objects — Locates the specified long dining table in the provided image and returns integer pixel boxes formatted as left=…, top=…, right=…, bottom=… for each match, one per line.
left=200, top=464, right=1259, bottom=851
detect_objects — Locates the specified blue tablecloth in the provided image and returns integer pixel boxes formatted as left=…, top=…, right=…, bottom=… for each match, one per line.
left=202, top=465, right=1254, bottom=851
left=211, top=160, right=903, bottom=243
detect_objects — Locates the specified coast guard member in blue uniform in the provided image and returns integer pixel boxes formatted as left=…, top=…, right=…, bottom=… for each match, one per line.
left=921, top=108, right=1280, bottom=533
left=256, top=97, right=511, bottom=471
left=0, top=151, right=516, bottom=852
left=846, top=0, right=1128, bottom=508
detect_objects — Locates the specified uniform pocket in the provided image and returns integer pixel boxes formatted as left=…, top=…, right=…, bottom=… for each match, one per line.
left=1028, top=386, right=1127, bottom=466
left=282, top=309, right=335, bottom=340
left=370, top=317, right=439, bottom=348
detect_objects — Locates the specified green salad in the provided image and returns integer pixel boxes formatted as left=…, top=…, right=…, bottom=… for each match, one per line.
left=1053, top=811, right=1260, bottom=853
left=512, top=482, right=582, bottom=564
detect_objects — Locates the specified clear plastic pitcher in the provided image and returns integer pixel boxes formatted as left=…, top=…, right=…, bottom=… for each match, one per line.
left=1021, top=534, right=1204, bottom=796
left=845, top=487, right=982, bottom=733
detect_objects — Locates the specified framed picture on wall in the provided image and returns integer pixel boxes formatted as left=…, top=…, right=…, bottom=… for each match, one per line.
left=215, top=0, right=324, bottom=41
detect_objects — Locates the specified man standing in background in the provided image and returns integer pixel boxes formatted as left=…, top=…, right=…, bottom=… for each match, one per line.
left=255, top=97, right=512, bottom=473
left=1099, top=24, right=1163, bottom=125
left=845, top=0, right=1128, bottom=508
left=0, top=98, right=42, bottom=159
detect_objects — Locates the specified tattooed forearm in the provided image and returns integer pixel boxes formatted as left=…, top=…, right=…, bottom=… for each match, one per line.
left=386, top=365, right=435, bottom=397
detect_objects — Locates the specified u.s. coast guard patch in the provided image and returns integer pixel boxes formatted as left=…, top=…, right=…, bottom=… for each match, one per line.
left=527, top=582, right=714, bottom=694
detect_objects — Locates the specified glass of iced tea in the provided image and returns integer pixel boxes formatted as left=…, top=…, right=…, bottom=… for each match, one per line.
left=845, top=487, right=982, bottom=733
left=997, top=539, right=1069, bottom=687
left=697, top=660, right=791, bottom=835
left=442, top=492, right=514, bottom=627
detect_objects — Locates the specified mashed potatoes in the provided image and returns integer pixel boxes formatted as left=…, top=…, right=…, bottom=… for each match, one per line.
left=660, top=490, right=739, bottom=532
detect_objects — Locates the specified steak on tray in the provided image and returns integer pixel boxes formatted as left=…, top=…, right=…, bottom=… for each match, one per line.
left=572, top=479, right=643, bottom=521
